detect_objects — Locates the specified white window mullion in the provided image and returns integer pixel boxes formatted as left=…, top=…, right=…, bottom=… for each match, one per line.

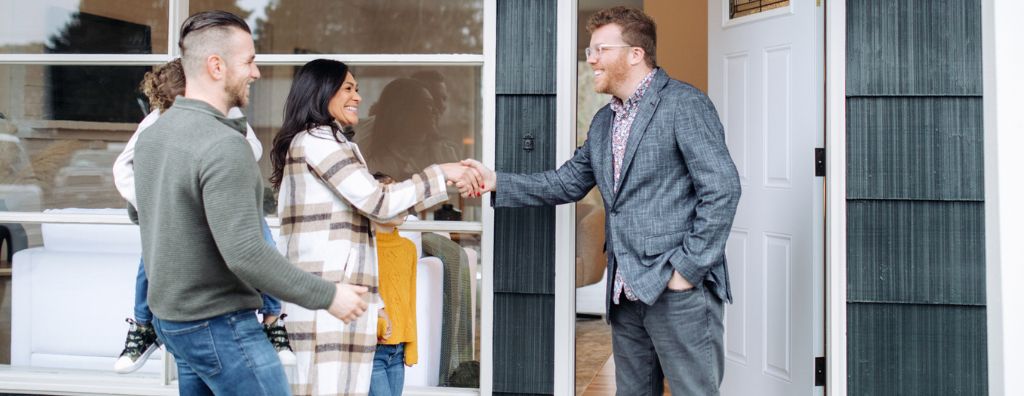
left=255, top=53, right=485, bottom=66
left=479, top=0, right=496, bottom=393
left=0, top=54, right=172, bottom=65
left=169, top=0, right=188, bottom=57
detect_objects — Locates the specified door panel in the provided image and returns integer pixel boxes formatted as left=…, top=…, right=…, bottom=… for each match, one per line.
left=708, top=1, right=820, bottom=395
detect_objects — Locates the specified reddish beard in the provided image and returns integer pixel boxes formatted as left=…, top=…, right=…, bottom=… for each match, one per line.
left=595, top=53, right=629, bottom=96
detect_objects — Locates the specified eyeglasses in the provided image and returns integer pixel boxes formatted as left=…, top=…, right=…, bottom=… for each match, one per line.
left=584, top=44, right=634, bottom=59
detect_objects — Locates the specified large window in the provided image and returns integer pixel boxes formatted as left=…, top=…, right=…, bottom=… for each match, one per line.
left=0, top=1, right=489, bottom=393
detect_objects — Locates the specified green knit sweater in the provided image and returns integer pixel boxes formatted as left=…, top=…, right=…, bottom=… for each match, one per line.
left=134, top=97, right=335, bottom=321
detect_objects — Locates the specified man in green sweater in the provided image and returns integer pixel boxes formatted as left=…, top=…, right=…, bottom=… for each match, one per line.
left=132, top=11, right=369, bottom=395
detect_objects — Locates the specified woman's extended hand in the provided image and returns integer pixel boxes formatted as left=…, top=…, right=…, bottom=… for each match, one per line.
left=439, top=162, right=483, bottom=197
left=459, top=159, right=496, bottom=193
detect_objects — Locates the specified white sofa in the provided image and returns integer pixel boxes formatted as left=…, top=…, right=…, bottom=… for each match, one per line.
left=10, top=209, right=450, bottom=386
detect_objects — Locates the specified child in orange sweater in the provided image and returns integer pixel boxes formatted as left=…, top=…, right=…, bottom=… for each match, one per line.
left=370, top=173, right=419, bottom=396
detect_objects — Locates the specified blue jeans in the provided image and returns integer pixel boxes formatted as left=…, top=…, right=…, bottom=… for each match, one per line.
left=133, top=219, right=281, bottom=325
left=370, top=343, right=406, bottom=396
left=153, top=310, right=290, bottom=395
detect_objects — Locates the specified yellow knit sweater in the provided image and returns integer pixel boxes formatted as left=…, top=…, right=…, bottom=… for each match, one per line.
left=375, top=228, right=418, bottom=365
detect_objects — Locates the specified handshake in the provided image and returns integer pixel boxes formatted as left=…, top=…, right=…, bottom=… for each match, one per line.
left=328, top=159, right=497, bottom=324
left=440, top=159, right=496, bottom=198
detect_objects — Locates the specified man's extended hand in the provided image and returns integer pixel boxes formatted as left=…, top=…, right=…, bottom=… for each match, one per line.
left=459, top=159, right=496, bottom=194
left=328, top=283, right=369, bottom=323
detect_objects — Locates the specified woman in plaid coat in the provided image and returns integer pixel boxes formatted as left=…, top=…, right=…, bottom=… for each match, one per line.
left=269, top=59, right=479, bottom=396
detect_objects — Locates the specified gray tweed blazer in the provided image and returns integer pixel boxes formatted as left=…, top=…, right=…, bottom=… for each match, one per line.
left=493, top=68, right=741, bottom=310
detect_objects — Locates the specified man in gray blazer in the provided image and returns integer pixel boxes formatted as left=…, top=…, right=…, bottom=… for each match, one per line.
left=467, top=6, right=740, bottom=395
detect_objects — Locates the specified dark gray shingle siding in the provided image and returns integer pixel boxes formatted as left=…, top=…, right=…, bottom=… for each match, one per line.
left=848, top=303, right=988, bottom=395
left=846, top=0, right=982, bottom=96
left=847, top=97, right=984, bottom=201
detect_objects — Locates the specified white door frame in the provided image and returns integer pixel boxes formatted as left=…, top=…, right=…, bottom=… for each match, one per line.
left=553, top=0, right=578, bottom=395
left=824, top=0, right=848, bottom=394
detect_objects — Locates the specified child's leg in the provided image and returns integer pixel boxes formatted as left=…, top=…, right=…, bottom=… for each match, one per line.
left=369, top=345, right=395, bottom=396
left=387, top=344, right=406, bottom=396
left=258, top=218, right=281, bottom=323
left=116, top=257, right=160, bottom=374
left=260, top=294, right=282, bottom=321
left=133, top=258, right=153, bottom=325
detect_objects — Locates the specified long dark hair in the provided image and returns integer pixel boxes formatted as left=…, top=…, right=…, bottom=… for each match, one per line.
left=269, top=59, right=351, bottom=189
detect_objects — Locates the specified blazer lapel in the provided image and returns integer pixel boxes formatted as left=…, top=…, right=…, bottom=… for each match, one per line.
left=612, top=70, right=669, bottom=206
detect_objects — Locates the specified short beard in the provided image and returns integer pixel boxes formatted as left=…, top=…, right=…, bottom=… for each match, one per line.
left=225, top=71, right=249, bottom=109
left=227, top=81, right=247, bottom=108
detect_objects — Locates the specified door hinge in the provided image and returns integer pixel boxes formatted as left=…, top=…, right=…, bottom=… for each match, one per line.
left=815, top=356, right=826, bottom=386
left=814, top=148, right=826, bottom=177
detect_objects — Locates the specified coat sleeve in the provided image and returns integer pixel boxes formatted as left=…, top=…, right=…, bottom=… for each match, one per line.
left=301, top=133, right=448, bottom=222
left=492, top=133, right=598, bottom=208
left=668, top=95, right=742, bottom=284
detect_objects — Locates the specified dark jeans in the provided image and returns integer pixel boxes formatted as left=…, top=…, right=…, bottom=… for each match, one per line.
left=609, top=285, right=725, bottom=396
left=153, top=310, right=290, bottom=395
left=133, top=218, right=281, bottom=325
left=370, top=343, right=406, bottom=396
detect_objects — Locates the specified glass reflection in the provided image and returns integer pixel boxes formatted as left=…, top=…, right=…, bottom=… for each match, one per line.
left=0, top=64, right=481, bottom=220
left=190, top=0, right=483, bottom=54
left=0, top=0, right=169, bottom=54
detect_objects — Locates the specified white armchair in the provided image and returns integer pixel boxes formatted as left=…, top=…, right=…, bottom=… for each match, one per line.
left=11, top=208, right=165, bottom=373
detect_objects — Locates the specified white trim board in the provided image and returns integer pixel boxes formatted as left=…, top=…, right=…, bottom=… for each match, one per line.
left=824, top=0, right=848, bottom=394
left=552, top=1, right=579, bottom=395
left=983, top=0, right=1024, bottom=394
left=479, top=0, right=498, bottom=393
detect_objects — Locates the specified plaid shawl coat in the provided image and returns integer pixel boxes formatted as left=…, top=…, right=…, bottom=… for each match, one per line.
left=277, top=126, right=448, bottom=396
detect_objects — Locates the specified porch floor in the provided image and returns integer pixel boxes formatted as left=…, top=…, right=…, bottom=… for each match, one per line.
left=580, top=357, right=671, bottom=396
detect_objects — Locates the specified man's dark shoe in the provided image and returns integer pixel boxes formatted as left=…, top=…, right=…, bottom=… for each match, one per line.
left=264, top=314, right=296, bottom=365
left=113, top=318, right=161, bottom=374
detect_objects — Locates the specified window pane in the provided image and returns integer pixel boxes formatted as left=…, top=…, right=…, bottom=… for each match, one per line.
left=0, top=0, right=169, bottom=54
left=0, top=64, right=482, bottom=219
left=730, top=0, right=790, bottom=19
left=0, top=64, right=146, bottom=212
left=189, top=0, right=483, bottom=54
left=247, top=65, right=483, bottom=221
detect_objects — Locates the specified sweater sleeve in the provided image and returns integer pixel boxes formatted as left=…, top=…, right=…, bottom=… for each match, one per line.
left=302, top=132, right=448, bottom=222
left=113, top=110, right=160, bottom=207
left=199, top=135, right=336, bottom=310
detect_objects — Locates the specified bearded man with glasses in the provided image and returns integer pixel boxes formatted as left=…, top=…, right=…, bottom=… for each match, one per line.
left=464, top=6, right=741, bottom=395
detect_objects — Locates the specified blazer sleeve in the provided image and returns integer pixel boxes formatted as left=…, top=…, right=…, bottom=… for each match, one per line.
left=302, top=133, right=448, bottom=222
left=669, top=95, right=742, bottom=284
left=492, top=134, right=598, bottom=208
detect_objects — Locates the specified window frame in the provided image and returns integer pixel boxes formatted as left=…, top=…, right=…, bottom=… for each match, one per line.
left=0, top=0, right=495, bottom=394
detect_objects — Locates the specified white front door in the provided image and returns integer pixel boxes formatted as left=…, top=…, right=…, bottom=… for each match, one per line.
left=707, top=1, right=822, bottom=395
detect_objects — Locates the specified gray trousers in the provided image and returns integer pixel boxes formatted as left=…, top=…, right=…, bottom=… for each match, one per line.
left=609, top=285, right=725, bottom=395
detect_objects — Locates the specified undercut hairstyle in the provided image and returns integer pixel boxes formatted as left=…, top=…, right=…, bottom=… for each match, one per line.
left=140, top=58, right=185, bottom=112
left=587, top=6, right=657, bottom=68
left=178, top=11, right=251, bottom=77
